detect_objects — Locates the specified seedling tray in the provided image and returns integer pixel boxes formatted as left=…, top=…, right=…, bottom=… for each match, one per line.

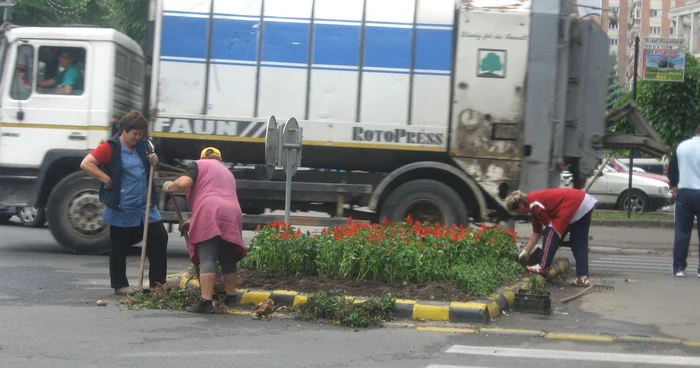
left=514, top=288, right=552, bottom=315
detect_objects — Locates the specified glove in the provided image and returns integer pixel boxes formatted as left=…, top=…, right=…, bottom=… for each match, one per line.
left=162, top=181, right=173, bottom=192
left=518, top=249, right=530, bottom=266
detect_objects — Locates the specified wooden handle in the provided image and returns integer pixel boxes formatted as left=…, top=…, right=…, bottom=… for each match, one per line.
left=169, top=191, right=189, bottom=243
left=583, top=157, right=611, bottom=193
left=137, top=164, right=156, bottom=289
left=561, top=284, right=594, bottom=303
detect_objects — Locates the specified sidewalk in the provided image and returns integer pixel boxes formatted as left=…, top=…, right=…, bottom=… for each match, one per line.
left=514, top=223, right=689, bottom=256
left=491, top=271, right=700, bottom=342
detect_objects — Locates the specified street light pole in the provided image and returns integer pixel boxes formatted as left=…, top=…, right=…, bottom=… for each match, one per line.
left=627, top=35, right=640, bottom=219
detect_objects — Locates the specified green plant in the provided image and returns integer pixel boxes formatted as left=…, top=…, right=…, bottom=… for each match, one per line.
left=121, top=285, right=200, bottom=311
left=241, top=218, right=523, bottom=297
left=525, top=275, right=547, bottom=294
left=294, top=291, right=395, bottom=328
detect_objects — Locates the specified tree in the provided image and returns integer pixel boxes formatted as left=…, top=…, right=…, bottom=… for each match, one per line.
left=607, top=52, right=627, bottom=111
left=609, top=49, right=700, bottom=155
left=105, top=0, right=149, bottom=47
left=10, top=0, right=95, bottom=27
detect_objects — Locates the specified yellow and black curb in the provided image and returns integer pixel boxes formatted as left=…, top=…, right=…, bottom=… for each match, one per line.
left=165, top=258, right=571, bottom=324
left=390, top=323, right=700, bottom=348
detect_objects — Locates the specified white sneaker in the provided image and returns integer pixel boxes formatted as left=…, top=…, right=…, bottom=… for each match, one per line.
left=675, top=270, right=685, bottom=277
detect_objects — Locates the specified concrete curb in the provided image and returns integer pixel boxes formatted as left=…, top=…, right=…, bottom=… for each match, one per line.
left=590, top=219, right=674, bottom=229
left=388, top=323, right=700, bottom=348
left=165, top=258, right=571, bottom=324
left=515, top=237, right=694, bottom=257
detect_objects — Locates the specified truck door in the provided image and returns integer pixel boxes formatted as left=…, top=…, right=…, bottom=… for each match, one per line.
left=0, top=40, right=92, bottom=168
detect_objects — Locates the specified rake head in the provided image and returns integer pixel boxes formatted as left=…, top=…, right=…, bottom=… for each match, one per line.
left=573, top=284, right=614, bottom=291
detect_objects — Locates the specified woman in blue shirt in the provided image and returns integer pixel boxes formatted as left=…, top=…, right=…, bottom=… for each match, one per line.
left=80, top=112, right=169, bottom=295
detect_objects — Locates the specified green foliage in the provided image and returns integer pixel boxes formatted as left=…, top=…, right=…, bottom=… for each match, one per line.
left=607, top=52, right=628, bottom=111
left=9, top=0, right=148, bottom=47
left=608, top=49, right=700, bottom=155
left=242, top=219, right=523, bottom=297
left=122, top=285, right=200, bottom=311
left=11, top=0, right=104, bottom=27
left=294, top=292, right=395, bottom=328
left=105, top=0, right=149, bottom=47
left=525, top=275, right=547, bottom=294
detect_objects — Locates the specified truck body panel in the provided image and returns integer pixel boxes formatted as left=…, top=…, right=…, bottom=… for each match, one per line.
left=151, top=0, right=453, bottom=155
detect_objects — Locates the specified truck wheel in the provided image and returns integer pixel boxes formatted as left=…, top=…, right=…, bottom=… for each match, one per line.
left=379, top=179, right=469, bottom=226
left=47, top=171, right=110, bottom=255
left=16, top=206, right=46, bottom=228
left=0, top=214, right=11, bottom=224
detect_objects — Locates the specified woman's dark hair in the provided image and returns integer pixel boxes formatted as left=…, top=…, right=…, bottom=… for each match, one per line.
left=119, top=111, right=148, bottom=133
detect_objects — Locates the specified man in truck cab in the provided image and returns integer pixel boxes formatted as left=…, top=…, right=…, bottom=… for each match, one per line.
left=37, top=49, right=83, bottom=94
left=79, top=111, right=169, bottom=296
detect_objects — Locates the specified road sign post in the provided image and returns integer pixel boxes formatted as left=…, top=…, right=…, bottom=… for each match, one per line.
left=264, top=115, right=303, bottom=225
left=281, top=118, right=303, bottom=225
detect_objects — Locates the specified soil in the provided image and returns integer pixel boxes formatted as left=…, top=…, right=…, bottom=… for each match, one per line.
left=234, top=269, right=475, bottom=302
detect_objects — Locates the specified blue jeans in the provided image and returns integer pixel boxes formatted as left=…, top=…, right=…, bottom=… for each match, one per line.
left=672, top=189, right=700, bottom=274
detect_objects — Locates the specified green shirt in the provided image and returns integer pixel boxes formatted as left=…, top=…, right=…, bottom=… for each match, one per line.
left=53, top=64, right=83, bottom=92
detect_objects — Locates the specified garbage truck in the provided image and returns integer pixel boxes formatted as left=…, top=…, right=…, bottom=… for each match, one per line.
left=0, top=0, right=668, bottom=254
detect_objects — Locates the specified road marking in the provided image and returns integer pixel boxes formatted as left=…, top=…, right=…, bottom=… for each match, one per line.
left=446, top=345, right=700, bottom=366
left=120, top=350, right=266, bottom=358
left=426, top=365, right=488, bottom=368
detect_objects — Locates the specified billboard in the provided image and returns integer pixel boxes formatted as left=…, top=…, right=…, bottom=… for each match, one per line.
left=641, top=49, right=686, bottom=83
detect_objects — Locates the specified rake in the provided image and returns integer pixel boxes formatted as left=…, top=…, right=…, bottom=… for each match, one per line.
left=572, top=284, right=614, bottom=291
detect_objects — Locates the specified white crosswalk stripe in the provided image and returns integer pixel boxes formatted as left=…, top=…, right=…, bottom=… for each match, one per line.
left=427, top=345, right=700, bottom=367
left=588, top=255, right=699, bottom=275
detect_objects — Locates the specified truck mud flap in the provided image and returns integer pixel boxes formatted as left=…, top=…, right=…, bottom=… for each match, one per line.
left=601, top=101, right=669, bottom=158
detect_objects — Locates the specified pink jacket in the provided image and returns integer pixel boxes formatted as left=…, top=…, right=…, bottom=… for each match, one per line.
left=185, top=159, right=247, bottom=264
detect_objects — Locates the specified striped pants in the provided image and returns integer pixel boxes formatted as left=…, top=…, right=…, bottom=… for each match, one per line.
left=541, top=209, right=593, bottom=277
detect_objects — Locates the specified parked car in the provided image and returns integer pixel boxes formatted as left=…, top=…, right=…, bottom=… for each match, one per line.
left=0, top=206, right=46, bottom=228
left=561, top=163, right=672, bottom=212
left=616, top=158, right=669, bottom=177
left=608, top=158, right=670, bottom=186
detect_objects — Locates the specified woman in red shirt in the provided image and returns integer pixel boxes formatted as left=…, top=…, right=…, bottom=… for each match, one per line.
left=505, top=188, right=598, bottom=286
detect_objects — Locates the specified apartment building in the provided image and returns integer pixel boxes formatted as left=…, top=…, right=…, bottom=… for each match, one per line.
left=669, top=0, right=700, bottom=58
left=600, top=0, right=673, bottom=82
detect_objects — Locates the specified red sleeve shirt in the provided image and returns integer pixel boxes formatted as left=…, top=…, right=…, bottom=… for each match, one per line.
left=91, top=142, right=112, bottom=165
left=527, top=188, right=586, bottom=235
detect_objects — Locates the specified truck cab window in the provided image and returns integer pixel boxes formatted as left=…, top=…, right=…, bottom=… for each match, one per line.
left=36, top=46, right=85, bottom=96
left=10, top=44, right=33, bottom=101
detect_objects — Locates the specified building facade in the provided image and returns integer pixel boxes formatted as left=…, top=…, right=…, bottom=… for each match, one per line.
left=600, top=0, right=673, bottom=82
left=669, top=0, right=700, bottom=58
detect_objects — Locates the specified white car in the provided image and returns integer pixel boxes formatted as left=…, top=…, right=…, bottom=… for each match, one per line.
left=561, top=164, right=672, bottom=212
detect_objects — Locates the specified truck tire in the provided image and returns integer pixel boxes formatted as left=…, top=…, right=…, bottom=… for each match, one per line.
left=379, top=179, right=470, bottom=226
left=47, top=171, right=110, bottom=255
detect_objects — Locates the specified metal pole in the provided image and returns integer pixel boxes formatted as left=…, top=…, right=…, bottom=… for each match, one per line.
left=627, top=35, right=640, bottom=219
left=284, top=149, right=293, bottom=225
left=3, top=0, right=12, bottom=22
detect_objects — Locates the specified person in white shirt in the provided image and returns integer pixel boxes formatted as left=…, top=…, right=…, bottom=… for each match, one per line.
left=667, top=128, right=700, bottom=277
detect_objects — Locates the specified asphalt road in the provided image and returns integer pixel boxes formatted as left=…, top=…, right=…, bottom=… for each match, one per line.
left=2, top=221, right=700, bottom=367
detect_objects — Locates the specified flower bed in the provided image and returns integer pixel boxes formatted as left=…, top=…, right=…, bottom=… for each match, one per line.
left=240, top=217, right=523, bottom=297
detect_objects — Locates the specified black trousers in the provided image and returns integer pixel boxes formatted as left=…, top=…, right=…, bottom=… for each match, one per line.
left=541, top=209, right=593, bottom=277
left=109, top=221, right=169, bottom=289
left=673, top=189, right=700, bottom=274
